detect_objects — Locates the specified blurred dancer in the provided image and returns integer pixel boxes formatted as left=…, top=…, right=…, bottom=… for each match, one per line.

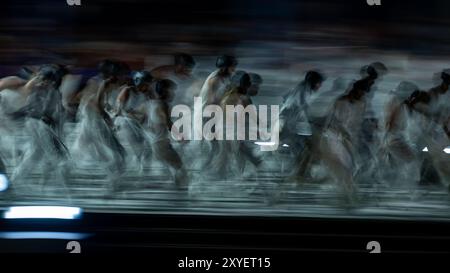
left=378, top=81, right=421, bottom=188
left=228, top=70, right=262, bottom=102
left=426, top=69, right=450, bottom=131
left=414, top=70, right=450, bottom=188
left=279, top=71, right=325, bottom=182
left=8, top=64, right=71, bottom=194
left=319, top=65, right=382, bottom=203
left=72, top=60, right=129, bottom=195
left=146, top=79, right=188, bottom=189
left=151, top=53, right=196, bottom=81
left=355, top=62, right=388, bottom=182
left=75, top=59, right=130, bottom=117
left=59, top=73, right=83, bottom=122
left=196, top=55, right=238, bottom=169
left=1, top=70, right=47, bottom=194
left=199, top=55, right=238, bottom=107
left=0, top=67, right=44, bottom=115
left=22, top=64, right=84, bottom=122
left=247, top=73, right=263, bottom=101
left=0, top=71, right=36, bottom=165
left=114, top=71, right=154, bottom=173
left=307, top=77, right=349, bottom=126
left=208, top=72, right=262, bottom=177
left=151, top=53, right=197, bottom=106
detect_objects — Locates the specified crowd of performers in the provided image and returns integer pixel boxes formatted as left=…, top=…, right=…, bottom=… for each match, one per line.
left=0, top=53, right=449, bottom=203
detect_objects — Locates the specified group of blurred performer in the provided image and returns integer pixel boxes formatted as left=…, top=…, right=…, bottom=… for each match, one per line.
left=0, top=53, right=449, bottom=203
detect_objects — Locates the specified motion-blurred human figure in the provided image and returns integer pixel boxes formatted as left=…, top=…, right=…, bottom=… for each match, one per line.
left=75, top=59, right=130, bottom=117
left=146, top=79, right=188, bottom=189
left=207, top=72, right=263, bottom=178
left=199, top=55, right=238, bottom=108
left=72, top=60, right=129, bottom=196
left=377, top=81, right=422, bottom=189
left=0, top=70, right=36, bottom=166
left=279, top=71, right=325, bottom=182
left=8, top=64, right=71, bottom=195
left=151, top=53, right=196, bottom=81
left=319, top=64, right=383, bottom=203
left=354, top=62, right=388, bottom=182
left=151, top=53, right=198, bottom=107
left=114, top=71, right=154, bottom=174
left=307, top=77, right=349, bottom=124
left=196, top=55, right=238, bottom=168
left=413, top=70, right=450, bottom=189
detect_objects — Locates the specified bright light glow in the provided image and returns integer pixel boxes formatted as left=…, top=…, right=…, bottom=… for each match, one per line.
left=444, top=146, right=450, bottom=154
left=3, top=206, right=82, bottom=219
left=0, top=174, right=9, bottom=192
left=422, top=147, right=429, bottom=152
left=255, top=142, right=276, bottom=146
left=282, top=144, right=289, bottom=147
left=0, top=232, right=90, bottom=240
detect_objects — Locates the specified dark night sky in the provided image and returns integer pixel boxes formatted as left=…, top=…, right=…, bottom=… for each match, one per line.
left=1, top=0, right=450, bottom=66
left=2, top=0, right=450, bottom=33
left=2, top=0, right=449, bottom=24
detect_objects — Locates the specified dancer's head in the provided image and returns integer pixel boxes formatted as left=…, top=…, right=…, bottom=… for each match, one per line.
left=304, top=70, right=325, bottom=91
left=98, top=59, right=130, bottom=83
left=360, top=62, right=388, bottom=81
left=174, top=53, right=196, bottom=76
left=406, top=90, right=431, bottom=112
left=230, top=70, right=246, bottom=87
left=216, top=55, right=238, bottom=76
left=155, top=79, right=177, bottom=102
left=237, top=73, right=251, bottom=95
left=248, top=73, right=263, bottom=96
left=35, top=64, right=68, bottom=89
left=229, top=70, right=251, bottom=95
left=132, top=70, right=153, bottom=92
left=348, top=79, right=371, bottom=101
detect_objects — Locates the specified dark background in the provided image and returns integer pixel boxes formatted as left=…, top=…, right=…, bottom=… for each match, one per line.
left=1, top=0, right=450, bottom=67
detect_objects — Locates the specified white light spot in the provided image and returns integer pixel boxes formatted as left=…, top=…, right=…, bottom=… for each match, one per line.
left=0, top=174, right=9, bottom=192
left=3, top=206, right=82, bottom=219
left=255, top=142, right=276, bottom=146
left=422, top=147, right=429, bottom=152
left=0, top=232, right=90, bottom=240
